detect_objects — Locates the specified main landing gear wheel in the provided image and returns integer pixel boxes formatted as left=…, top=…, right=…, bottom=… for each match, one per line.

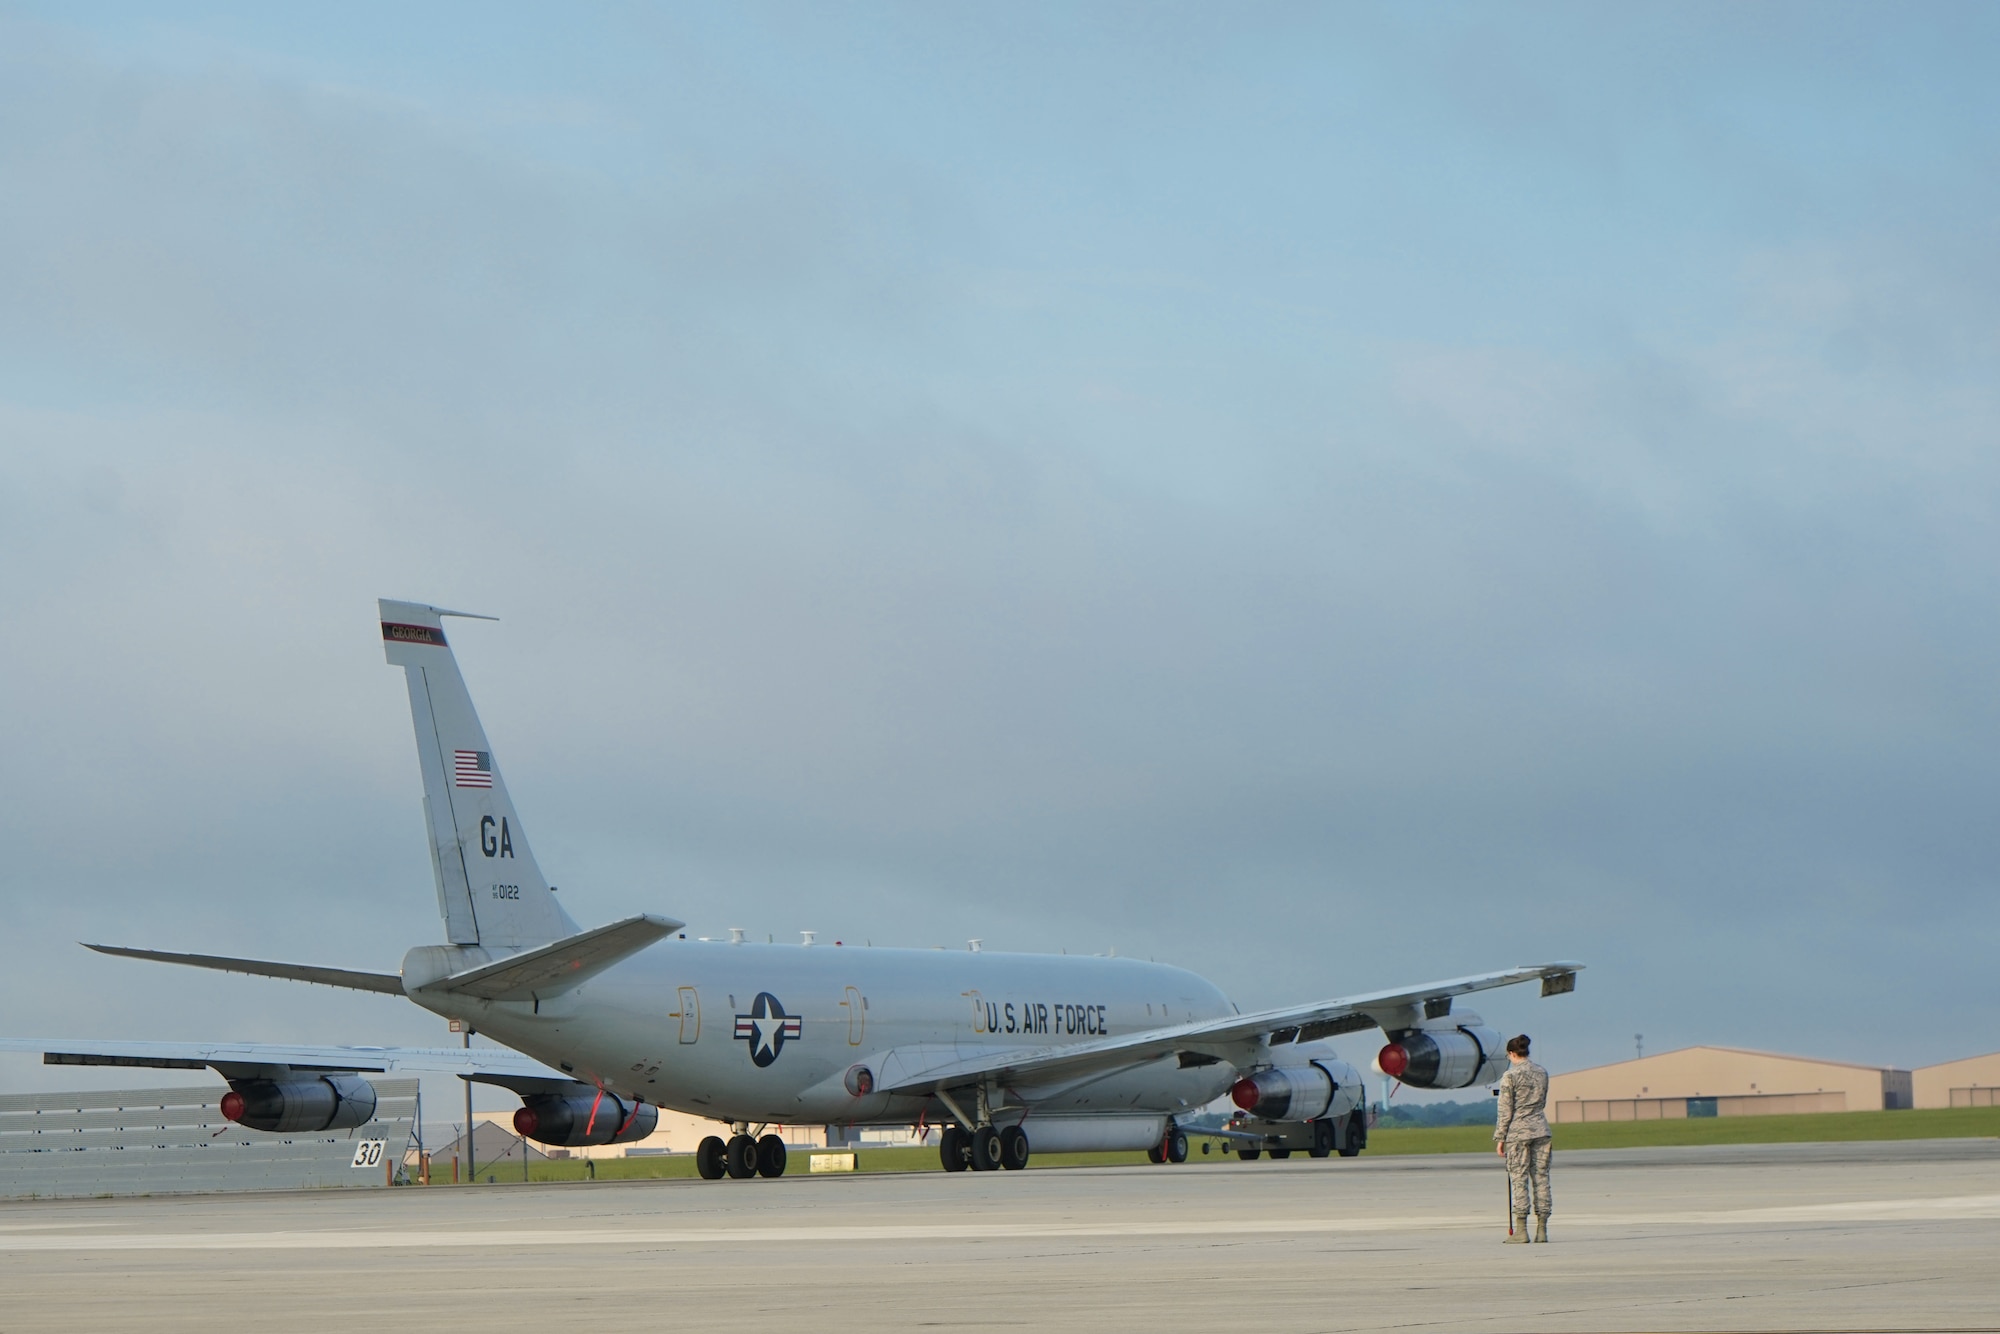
left=1236, top=1147, right=1262, bottom=1161
left=1338, top=1108, right=1366, bottom=1158
left=695, top=1135, right=727, bottom=1180
left=999, top=1125, right=1030, bottom=1171
left=970, top=1125, right=1003, bottom=1171
left=1146, top=1143, right=1166, bottom=1164
left=1165, top=1127, right=1189, bottom=1164
left=939, top=1125, right=969, bottom=1172
left=756, top=1134, right=788, bottom=1178
left=1308, top=1119, right=1335, bottom=1159
left=725, top=1133, right=758, bottom=1179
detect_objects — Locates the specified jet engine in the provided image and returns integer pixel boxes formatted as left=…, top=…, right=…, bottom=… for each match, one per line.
left=1376, top=1023, right=1504, bottom=1089
left=513, top=1088, right=658, bottom=1147
left=221, top=1075, right=378, bottom=1133
left=1229, top=1061, right=1357, bottom=1121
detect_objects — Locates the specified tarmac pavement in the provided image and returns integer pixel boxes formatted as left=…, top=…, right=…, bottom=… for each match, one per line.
left=2, top=1138, right=1995, bottom=1332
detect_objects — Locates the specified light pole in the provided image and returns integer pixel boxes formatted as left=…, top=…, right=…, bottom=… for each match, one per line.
left=1635, top=1033, right=1644, bottom=1061
left=458, top=1020, right=476, bottom=1184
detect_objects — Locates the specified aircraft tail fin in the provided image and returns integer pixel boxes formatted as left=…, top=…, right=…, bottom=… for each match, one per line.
left=380, top=599, right=577, bottom=949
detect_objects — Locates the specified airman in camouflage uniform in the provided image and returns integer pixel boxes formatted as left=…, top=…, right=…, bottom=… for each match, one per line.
left=1493, top=1033, right=1552, bottom=1242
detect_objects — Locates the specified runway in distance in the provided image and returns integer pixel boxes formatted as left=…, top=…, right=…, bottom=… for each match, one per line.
left=3, top=600, right=1582, bottom=1179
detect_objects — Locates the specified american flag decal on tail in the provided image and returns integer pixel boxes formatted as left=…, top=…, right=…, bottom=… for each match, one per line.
left=454, top=750, right=494, bottom=788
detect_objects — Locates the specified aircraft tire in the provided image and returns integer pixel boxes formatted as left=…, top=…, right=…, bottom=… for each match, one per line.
left=1339, top=1108, right=1366, bottom=1158
left=695, top=1135, right=727, bottom=1180
left=999, top=1125, right=1030, bottom=1171
left=970, top=1125, right=1003, bottom=1171
left=1268, top=1145, right=1292, bottom=1160
left=1165, top=1128, right=1189, bottom=1164
left=1308, top=1119, right=1334, bottom=1158
left=1236, top=1147, right=1261, bottom=1161
left=939, top=1125, right=969, bottom=1172
left=756, top=1134, right=787, bottom=1178
left=725, top=1133, right=758, bottom=1179
left=1146, top=1143, right=1166, bottom=1164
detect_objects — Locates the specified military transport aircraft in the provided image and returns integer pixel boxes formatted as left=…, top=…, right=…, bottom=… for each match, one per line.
left=2, top=600, right=1580, bottom=1179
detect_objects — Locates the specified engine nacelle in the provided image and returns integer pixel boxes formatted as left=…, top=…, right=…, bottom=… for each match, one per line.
left=221, top=1075, right=378, bottom=1133
left=1376, top=1025, right=1504, bottom=1089
left=1230, top=1062, right=1351, bottom=1121
left=513, top=1090, right=658, bottom=1147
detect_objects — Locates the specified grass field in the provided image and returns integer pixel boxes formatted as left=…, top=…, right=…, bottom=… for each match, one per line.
left=1364, top=1106, right=2000, bottom=1155
left=420, top=1107, right=2000, bottom=1184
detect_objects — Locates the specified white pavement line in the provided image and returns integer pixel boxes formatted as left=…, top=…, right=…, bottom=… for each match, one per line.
left=0, top=1222, right=107, bottom=1232
left=1569, top=1194, right=2000, bottom=1226
left=0, top=1217, right=1485, bottom=1251
left=3, top=1195, right=1997, bottom=1252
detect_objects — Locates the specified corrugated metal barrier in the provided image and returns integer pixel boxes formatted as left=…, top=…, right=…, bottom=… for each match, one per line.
left=0, top=1081, right=417, bottom=1199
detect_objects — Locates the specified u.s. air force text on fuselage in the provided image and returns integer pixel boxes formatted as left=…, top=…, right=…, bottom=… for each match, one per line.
left=975, top=999, right=1110, bottom=1036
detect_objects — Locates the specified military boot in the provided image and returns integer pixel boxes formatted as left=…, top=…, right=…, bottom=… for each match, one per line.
left=1504, top=1216, right=1529, bottom=1243
left=1533, top=1215, right=1548, bottom=1243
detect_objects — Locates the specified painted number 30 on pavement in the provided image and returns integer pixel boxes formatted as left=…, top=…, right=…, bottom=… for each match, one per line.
left=351, top=1140, right=387, bottom=1169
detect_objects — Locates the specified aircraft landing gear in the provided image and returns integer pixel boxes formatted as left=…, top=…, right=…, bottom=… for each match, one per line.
left=756, top=1133, right=788, bottom=1178
left=1338, top=1107, right=1366, bottom=1158
left=940, top=1124, right=970, bottom=1171
left=999, top=1125, right=1030, bottom=1170
left=695, top=1135, right=727, bottom=1180
left=970, top=1125, right=1003, bottom=1171
left=1149, top=1125, right=1189, bottom=1164
left=725, top=1133, right=758, bottom=1179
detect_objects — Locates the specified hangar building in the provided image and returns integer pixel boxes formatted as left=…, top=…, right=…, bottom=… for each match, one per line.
left=1912, top=1051, right=2000, bottom=1109
left=1548, top=1046, right=1911, bottom=1121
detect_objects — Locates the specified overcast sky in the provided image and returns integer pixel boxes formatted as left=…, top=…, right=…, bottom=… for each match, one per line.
left=3, top=2, right=1997, bottom=1117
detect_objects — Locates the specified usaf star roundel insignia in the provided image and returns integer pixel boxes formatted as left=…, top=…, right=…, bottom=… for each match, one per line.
left=733, top=992, right=803, bottom=1067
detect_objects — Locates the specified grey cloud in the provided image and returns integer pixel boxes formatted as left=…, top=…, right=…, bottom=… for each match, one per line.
left=2, top=11, right=1997, bottom=1106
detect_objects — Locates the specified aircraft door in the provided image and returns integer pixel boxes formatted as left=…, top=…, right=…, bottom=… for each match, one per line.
left=672, top=987, right=700, bottom=1044
left=842, top=986, right=866, bottom=1047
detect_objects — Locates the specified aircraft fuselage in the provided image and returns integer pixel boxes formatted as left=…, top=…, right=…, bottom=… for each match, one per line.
left=407, top=941, right=1243, bottom=1126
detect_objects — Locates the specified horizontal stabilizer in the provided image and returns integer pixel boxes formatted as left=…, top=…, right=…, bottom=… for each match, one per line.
left=413, top=914, right=681, bottom=1002
left=0, top=1036, right=561, bottom=1081
left=85, top=944, right=405, bottom=995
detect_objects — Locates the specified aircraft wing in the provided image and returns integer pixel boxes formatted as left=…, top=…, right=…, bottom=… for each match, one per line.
left=0, top=1037, right=563, bottom=1081
left=877, top=962, right=1581, bottom=1096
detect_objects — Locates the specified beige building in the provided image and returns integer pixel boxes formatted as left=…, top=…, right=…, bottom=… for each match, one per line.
left=1911, top=1051, right=2000, bottom=1109
left=470, top=1107, right=733, bottom=1160
left=1548, top=1046, right=1912, bottom=1122
left=468, top=1108, right=927, bottom=1159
